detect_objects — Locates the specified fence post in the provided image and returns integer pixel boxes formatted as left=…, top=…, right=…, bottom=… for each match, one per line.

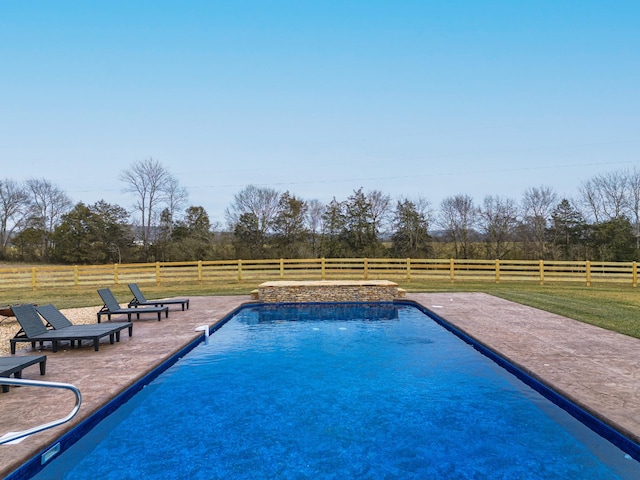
left=280, top=258, right=284, bottom=279
left=198, top=260, right=203, bottom=284
left=321, top=257, right=325, bottom=279
left=364, top=258, right=369, bottom=280
left=114, top=263, right=119, bottom=285
left=633, top=261, right=637, bottom=288
left=449, top=258, right=455, bottom=283
left=155, top=262, right=161, bottom=286
left=406, top=258, right=411, bottom=282
left=74, top=265, right=79, bottom=287
left=539, top=260, right=544, bottom=285
left=238, top=259, right=243, bottom=283
left=586, top=260, right=591, bottom=287
left=31, top=267, right=37, bottom=290
left=495, top=259, right=500, bottom=283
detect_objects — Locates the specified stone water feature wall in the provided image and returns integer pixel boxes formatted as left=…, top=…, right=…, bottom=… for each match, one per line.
left=254, top=280, right=405, bottom=303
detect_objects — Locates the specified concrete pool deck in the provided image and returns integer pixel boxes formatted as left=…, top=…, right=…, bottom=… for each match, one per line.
left=1, top=292, right=639, bottom=477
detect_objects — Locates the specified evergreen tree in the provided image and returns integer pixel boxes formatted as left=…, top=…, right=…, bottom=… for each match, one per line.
left=272, top=192, right=308, bottom=258
left=549, top=199, right=587, bottom=260
left=390, top=199, right=432, bottom=257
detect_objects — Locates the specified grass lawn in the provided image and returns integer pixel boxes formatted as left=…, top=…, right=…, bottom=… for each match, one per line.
left=0, top=279, right=638, bottom=339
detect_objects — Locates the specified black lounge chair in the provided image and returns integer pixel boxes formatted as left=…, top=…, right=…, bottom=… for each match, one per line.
left=127, top=283, right=190, bottom=311
left=97, top=288, right=168, bottom=323
left=36, top=304, right=133, bottom=347
left=10, top=304, right=129, bottom=354
left=0, top=355, right=46, bottom=392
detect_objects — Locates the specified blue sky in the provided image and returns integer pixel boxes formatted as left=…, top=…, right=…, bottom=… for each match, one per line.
left=1, top=1, right=638, bottom=225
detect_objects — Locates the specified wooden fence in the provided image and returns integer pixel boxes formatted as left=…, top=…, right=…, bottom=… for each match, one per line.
left=0, top=258, right=637, bottom=290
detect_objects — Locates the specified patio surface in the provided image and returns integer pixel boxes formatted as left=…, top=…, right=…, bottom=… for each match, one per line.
left=1, top=292, right=639, bottom=477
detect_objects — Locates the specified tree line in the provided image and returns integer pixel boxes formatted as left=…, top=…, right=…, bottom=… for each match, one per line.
left=2, top=158, right=640, bottom=265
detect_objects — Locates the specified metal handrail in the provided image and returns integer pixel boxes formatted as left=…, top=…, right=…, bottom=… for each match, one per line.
left=0, top=378, right=82, bottom=445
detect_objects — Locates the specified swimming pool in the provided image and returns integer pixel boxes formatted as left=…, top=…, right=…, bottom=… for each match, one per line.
left=21, top=302, right=640, bottom=479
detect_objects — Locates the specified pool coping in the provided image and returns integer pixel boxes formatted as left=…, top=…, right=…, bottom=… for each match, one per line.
left=2, top=292, right=640, bottom=478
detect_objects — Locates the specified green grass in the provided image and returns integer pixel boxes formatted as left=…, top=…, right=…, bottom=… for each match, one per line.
left=1, top=279, right=638, bottom=339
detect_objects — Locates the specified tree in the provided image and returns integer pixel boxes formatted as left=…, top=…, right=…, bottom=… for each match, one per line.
left=367, top=189, right=391, bottom=241
left=588, top=217, right=636, bottom=261
left=11, top=222, right=45, bottom=262
left=167, top=206, right=213, bottom=261
left=320, top=198, right=347, bottom=257
left=305, top=199, right=325, bottom=257
left=163, top=176, right=189, bottom=234
left=579, top=171, right=629, bottom=223
left=232, top=213, right=264, bottom=259
left=52, top=201, right=133, bottom=264
left=439, top=194, right=479, bottom=259
left=344, top=187, right=380, bottom=257
left=0, top=179, right=30, bottom=259
left=521, top=186, right=558, bottom=259
left=479, top=195, right=519, bottom=259
left=225, top=185, right=281, bottom=240
left=390, top=198, right=432, bottom=258
left=91, top=200, right=134, bottom=263
left=548, top=199, right=587, bottom=260
left=25, top=178, right=72, bottom=260
left=120, top=158, right=179, bottom=251
left=625, top=167, right=640, bottom=249
left=272, top=192, right=308, bottom=258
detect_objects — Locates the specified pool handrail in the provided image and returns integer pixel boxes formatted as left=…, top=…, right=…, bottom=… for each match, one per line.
left=0, top=378, right=82, bottom=445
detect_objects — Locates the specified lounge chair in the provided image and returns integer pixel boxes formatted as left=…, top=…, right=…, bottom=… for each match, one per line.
left=0, top=355, right=46, bottom=392
left=97, top=288, right=168, bottom=323
left=10, top=304, right=130, bottom=354
left=36, top=304, right=133, bottom=346
left=127, top=283, right=190, bottom=311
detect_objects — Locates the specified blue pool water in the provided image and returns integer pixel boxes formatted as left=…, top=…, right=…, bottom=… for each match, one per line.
left=31, top=302, right=639, bottom=479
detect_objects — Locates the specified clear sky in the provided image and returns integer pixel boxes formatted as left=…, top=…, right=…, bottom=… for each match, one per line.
left=1, top=1, right=638, bottom=225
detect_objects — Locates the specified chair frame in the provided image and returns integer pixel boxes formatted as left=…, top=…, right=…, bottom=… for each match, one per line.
left=97, top=288, right=168, bottom=322
left=0, top=355, right=47, bottom=392
left=10, top=304, right=130, bottom=354
left=36, top=304, right=133, bottom=348
left=127, top=283, right=190, bottom=311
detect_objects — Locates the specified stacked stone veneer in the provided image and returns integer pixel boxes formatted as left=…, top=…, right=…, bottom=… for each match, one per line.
left=256, top=280, right=404, bottom=303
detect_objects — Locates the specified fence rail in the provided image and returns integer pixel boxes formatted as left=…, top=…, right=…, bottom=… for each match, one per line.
left=0, top=258, right=637, bottom=290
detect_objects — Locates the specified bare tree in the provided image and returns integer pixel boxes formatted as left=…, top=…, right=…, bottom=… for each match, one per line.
left=366, top=189, right=391, bottom=239
left=625, top=167, right=640, bottom=248
left=164, top=176, right=189, bottom=231
left=479, top=195, right=520, bottom=259
left=521, top=186, right=558, bottom=259
left=0, top=179, right=30, bottom=258
left=305, top=199, right=325, bottom=257
left=439, top=194, right=479, bottom=259
left=120, top=158, right=176, bottom=248
left=25, top=178, right=72, bottom=259
left=225, top=185, right=281, bottom=238
left=579, top=171, right=629, bottom=223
